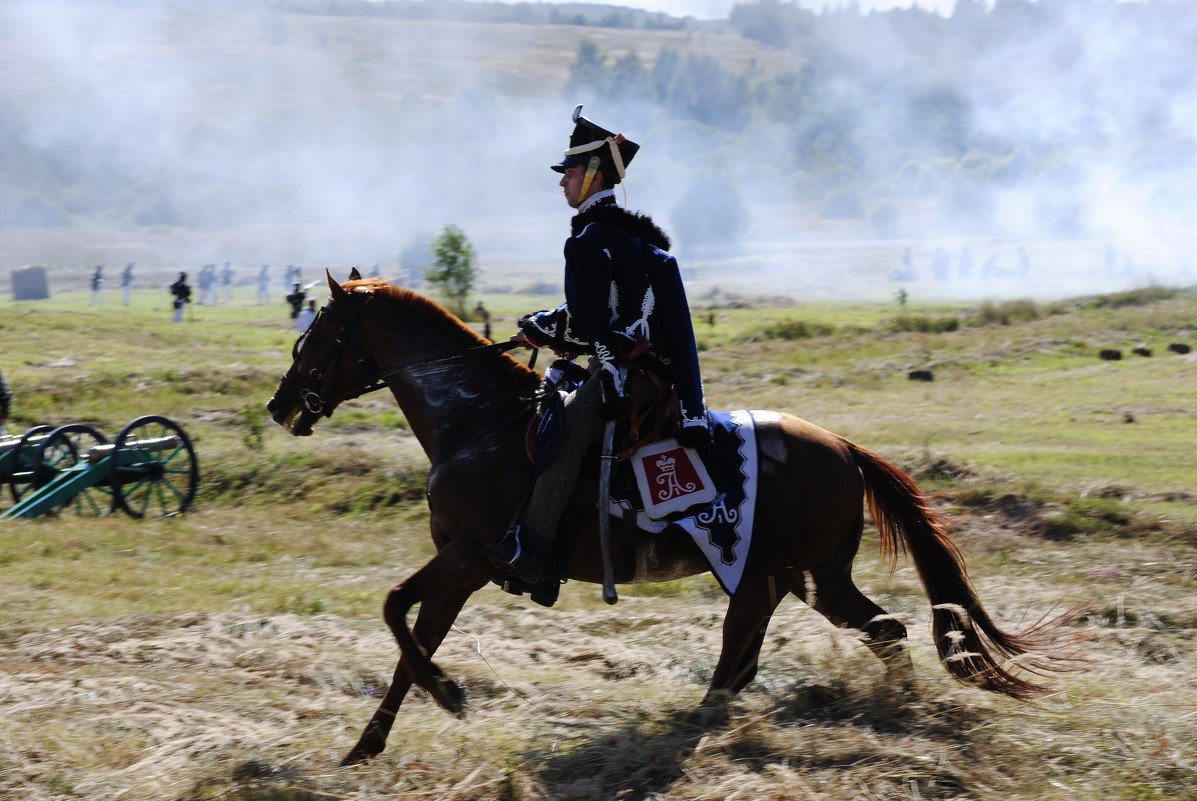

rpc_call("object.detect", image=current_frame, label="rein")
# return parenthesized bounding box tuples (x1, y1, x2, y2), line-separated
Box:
(289, 294, 523, 416)
(343, 338, 523, 402)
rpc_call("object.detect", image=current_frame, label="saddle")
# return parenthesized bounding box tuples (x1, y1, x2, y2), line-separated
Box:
(506, 362, 758, 607)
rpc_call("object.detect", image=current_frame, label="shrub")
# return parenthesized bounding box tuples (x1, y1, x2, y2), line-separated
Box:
(1089, 286, 1178, 309)
(758, 319, 835, 340)
(975, 299, 1041, 325)
(889, 314, 959, 333)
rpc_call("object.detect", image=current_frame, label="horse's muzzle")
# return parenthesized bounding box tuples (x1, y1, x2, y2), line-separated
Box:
(265, 395, 313, 436)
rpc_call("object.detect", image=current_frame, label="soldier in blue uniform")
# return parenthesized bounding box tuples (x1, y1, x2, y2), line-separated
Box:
(489, 105, 710, 583)
(0, 369, 12, 437)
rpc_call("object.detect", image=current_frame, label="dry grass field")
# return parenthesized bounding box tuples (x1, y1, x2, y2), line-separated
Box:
(0, 274, 1194, 800)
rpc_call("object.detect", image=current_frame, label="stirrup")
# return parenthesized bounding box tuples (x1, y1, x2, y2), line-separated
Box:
(485, 526, 548, 583)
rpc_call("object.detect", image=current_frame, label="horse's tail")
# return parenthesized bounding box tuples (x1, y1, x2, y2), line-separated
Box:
(844, 438, 1082, 700)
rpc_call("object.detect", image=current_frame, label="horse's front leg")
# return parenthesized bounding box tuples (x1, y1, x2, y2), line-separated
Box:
(342, 538, 493, 765)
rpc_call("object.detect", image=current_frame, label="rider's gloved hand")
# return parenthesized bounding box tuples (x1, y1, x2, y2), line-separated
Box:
(511, 330, 547, 349)
(676, 419, 712, 450)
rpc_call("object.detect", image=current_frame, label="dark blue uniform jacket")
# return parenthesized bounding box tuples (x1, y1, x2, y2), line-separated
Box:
(523, 199, 708, 433)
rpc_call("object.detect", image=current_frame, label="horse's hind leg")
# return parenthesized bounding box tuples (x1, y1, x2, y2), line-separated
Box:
(342, 579, 487, 766)
(799, 561, 915, 691)
(701, 571, 799, 707)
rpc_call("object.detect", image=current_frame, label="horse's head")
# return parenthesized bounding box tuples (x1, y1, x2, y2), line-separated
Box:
(267, 269, 374, 436)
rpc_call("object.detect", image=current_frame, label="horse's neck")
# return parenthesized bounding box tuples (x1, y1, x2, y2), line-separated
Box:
(375, 337, 527, 463)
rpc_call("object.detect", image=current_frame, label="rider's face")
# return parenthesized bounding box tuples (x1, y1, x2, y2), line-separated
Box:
(559, 165, 603, 209)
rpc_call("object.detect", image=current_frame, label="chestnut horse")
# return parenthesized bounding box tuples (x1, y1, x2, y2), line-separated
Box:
(267, 272, 1074, 766)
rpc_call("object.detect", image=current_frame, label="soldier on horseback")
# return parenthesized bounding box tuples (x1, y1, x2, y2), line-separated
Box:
(487, 105, 710, 584)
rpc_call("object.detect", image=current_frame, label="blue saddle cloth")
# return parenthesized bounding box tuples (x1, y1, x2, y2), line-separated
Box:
(530, 362, 762, 595)
(608, 409, 760, 595)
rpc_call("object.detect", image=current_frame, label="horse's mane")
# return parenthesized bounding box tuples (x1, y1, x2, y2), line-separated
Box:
(342, 279, 539, 384)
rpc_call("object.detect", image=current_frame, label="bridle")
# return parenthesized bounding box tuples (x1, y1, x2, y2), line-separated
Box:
(281, 293, 521, 418)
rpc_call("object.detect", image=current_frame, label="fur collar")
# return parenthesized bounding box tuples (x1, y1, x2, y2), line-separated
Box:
(571, 204, 672, 251)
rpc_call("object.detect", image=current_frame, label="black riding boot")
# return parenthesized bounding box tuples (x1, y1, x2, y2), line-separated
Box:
(485, 525, 551, 584)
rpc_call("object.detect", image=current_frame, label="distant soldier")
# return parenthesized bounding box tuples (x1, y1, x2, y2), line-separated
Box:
(285, 282, 306, 319)
(294, 299, 317, 333)
(121, 263, 134, 305)
(220, 261, 234, 303)
(170, 272, 192, 323)
(0, 369, 12, 437)
(203, 264, 219, 305)
(89, 265, 105, 306)
(473, 301, 492, 341)
(257, 265, 271, 305)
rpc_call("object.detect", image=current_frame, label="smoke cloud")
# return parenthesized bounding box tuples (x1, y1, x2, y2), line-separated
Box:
(1, 1, 1193, 302)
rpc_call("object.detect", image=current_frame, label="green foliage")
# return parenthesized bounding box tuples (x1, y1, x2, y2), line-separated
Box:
(1086, 286, 1179, 309)
(889, 314, 960, 333)
(237, 404, 266, 452)
(424, 224, 478, 317)
(1040, 495, 1160, 542)
(974, 299, 1041, 325)
(755, 318, 835, 341)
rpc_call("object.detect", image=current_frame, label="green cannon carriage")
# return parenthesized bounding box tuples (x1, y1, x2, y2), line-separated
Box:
(0, 416, 199, 519)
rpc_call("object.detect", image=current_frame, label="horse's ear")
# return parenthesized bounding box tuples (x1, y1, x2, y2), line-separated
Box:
(348, 266, 362, 281)
(327, 269, 347, 301)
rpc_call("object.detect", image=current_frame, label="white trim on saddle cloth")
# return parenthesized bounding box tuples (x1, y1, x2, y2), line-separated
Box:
(630, 438, 716, 519)
(610, 409, 773, 595)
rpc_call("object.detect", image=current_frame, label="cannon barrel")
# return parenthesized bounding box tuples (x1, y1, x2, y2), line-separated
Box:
(85, 435, 182, 464)
(0, 430, 51, 454)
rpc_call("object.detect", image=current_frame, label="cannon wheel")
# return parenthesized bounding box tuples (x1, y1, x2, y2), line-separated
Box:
(32, 424, 113, 516)
(8, 424, 54, 504)
(110, 415, 199, 519)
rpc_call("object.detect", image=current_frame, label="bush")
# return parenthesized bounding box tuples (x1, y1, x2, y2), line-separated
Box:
(975, 299, 1041, 325)
(1089, 286, 1178, 309)
(758, 319, 835, 340)
(889, 314, 959, 333)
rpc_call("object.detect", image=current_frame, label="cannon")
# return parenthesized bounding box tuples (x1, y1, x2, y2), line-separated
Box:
(0, 416, 199, 520)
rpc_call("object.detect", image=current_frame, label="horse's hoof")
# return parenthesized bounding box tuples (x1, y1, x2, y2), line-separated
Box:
(340, 750, 372, 767)
(699, 688, 734, 708)
(693, 692, 732, 727)
(435, 676, 468, 716)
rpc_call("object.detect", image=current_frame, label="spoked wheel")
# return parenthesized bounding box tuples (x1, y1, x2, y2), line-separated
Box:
(33, 424, 113, 516)
(109, 415, 199, 519)
(8, 424, 54, 504)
